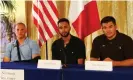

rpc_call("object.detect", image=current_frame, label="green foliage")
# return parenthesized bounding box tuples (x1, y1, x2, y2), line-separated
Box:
(0, 0, 15, 42)
(1, 0, 15, 12)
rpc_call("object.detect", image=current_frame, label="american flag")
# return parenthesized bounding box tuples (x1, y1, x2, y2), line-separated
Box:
(32, 0, 59, 46)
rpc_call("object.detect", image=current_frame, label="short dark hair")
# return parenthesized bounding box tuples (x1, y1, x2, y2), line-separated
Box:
(58, 18, 70, 25)
(101, 16, 116, 25)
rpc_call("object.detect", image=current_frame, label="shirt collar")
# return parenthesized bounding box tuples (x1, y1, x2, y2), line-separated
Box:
(23, 37, 29, 45)
(60, 34, 73, 47)
(13, 37, 29, 46)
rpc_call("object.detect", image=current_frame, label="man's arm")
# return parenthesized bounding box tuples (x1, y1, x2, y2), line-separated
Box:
(104, 58, 133, 66)
(77, 40, 86, 65)
(90, 57, 99, 61)
(51, 42, 58, 60)
(3, 43, 12, 62)
(32, 54, 40, 59)
(113, 59, 133, 66)
(90, 37, 101, 61)
(3, 57, 10, 62)
(30, 41, 41, 61)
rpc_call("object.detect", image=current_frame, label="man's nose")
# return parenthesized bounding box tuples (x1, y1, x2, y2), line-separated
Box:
(106, 28, 110, 31)
(62, 28, 65, 32)
(18, 30, 22, 33)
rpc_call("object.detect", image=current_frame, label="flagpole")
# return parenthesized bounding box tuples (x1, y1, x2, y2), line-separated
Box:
(46, 41, 48, 60)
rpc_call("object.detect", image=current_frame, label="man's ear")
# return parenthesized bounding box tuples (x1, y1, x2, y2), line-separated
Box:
(25, 28, 27, 36)
(25, 28, 27, 33)
(101, 25, 103, 29)
(69, 25, 71, 31)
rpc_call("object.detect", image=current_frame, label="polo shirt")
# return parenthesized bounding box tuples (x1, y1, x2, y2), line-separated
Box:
(52, 35, 86, 64)
(4, 37, 40, 62)
(91, 31, 133, 61)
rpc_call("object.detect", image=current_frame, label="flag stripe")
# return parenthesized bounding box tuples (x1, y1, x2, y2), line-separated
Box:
(38, 35, 44, 47)
(38, 40, 42, 47)
(32, 0, 59, 46)
(33, 6, 50, 40)
(40, 1, 59, 34)
(39, 1, 58, 35)
(34, 3, 53, 38)
(44, 1, 58, 23)
(47, 1, 58, 18)
(33, 17, 47, 41)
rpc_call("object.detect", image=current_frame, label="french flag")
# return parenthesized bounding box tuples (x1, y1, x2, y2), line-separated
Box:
(68, 0, 101, 40)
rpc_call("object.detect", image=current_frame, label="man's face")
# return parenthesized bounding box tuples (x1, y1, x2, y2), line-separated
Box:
(15, 24, 27, 39)
(58, 22, 70, 37)
(102, 21, 117, 40)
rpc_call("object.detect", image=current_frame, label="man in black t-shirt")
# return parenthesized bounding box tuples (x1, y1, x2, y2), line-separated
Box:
(90, 16, 133, 67)
(52, 18, 86, 65)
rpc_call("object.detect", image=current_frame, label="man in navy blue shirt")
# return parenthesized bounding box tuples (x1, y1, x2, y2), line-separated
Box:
(90, 16, 133, 66)
(52, 18, 86, 65)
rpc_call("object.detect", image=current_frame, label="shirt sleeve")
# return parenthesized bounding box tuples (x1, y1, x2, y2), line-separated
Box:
(77, 40, 86, 59)
(4, 43, 12, 58)
(30, 41, 40, 55)
(123, 37, 133, 59)
(52, 41, 58, 60)
(90, 38, 100, 58)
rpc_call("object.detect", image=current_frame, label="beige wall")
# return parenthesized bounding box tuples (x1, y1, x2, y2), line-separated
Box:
(15, 1, 26, 25)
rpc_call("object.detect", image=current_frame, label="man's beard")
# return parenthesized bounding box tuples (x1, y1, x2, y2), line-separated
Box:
(60, 32, 70, 37)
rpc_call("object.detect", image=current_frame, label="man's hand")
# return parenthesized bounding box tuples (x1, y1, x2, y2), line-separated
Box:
(3, 57, 10, 62)
(103, 57, 133, 67)
(104, 57, 113, 61)
(103, 57, 116, 66)
(78, 58, 84, 64)
(32, 54, 40, 59)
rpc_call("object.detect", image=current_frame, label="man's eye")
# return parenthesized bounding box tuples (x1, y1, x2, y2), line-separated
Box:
(109, 26, 113, 28)
(103, 27, 106, 29)
(59, 27, 62, 29)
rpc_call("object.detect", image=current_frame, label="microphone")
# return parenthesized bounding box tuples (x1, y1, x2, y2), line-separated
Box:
(60, 40, 67, 67)
(61, 48, 67, 64)
(61, 48, 68, 68)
